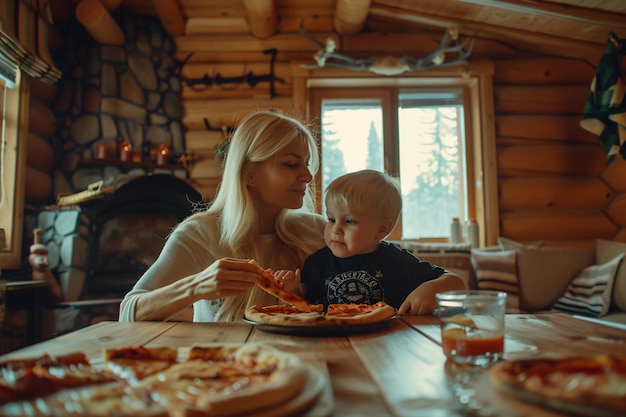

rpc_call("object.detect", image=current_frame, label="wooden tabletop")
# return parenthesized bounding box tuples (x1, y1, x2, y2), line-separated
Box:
(2, 313, 625, 417)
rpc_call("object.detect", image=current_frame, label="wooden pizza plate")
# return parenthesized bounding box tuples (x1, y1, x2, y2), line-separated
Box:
(248, 365, 328, 417)
(242, 314, 398, 336)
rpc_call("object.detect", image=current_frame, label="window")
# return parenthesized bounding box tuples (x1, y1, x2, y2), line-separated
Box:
(307, 69, 497, 245)
(0, 70, 27, 269)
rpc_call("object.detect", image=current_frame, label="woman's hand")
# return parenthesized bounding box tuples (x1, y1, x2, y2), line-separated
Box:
(190, 258, 259, 300)
(273, 269, 301, 293)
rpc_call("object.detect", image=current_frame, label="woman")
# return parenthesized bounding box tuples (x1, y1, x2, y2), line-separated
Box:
(119, 110, 326, 322)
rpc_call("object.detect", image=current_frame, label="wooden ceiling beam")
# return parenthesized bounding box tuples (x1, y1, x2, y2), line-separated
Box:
(334, 0, 372, 35)
(75, 0, 125, 45)
(369, 3, 602, 54)
(454, 0, 626, 28)
(152, 0, 185, 36)
(243, 0, 277, 39)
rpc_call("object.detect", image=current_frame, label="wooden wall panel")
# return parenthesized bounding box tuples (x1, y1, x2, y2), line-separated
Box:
(493, 58, 595, 85)
(499, 176, 612, 211)
(607, 194, 626, 227)
(494, 86, 589, 115)
(497, 144, 606, 176)
(29, 98, 57, 139)
(182, 97, 294, 130)
(26, 133, 55, 172)
(496, 115, 598, 143)
(25, 166, 53, 203)
(500, 211, 617, 241)
(602, 156, 626, 192)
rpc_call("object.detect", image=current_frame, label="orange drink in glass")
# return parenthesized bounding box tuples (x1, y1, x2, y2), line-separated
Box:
(436, 290, 506, 366)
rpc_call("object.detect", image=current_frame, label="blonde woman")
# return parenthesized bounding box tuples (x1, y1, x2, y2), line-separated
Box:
(119, 110, 326, 322)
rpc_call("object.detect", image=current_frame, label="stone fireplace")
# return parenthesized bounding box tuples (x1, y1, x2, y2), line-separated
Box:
(37, 174, 201, 336)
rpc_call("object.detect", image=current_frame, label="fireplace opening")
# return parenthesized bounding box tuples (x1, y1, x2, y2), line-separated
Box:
(81, 174, 203, 300)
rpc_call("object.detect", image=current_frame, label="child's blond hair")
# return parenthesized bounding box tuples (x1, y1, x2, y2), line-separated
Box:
(325, 169, 402, 227)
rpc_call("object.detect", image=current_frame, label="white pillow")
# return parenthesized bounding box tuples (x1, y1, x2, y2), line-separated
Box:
(497, 237, 595, 311)
(553, 253, 624, 317)
(471, 249, 520, 313)
(596, 239, 626, 311)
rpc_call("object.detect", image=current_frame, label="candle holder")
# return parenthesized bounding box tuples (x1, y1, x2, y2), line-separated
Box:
(131, 150, 142, 163)
(119, 141, 132, 162)
(96, 144, 109, 160)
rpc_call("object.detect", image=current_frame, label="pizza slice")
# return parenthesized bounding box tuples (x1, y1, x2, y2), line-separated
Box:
(103, 346, 179, 381)
(245, 304, 325, 326)
(249, 259, 313, 312)
(0, 352, 119, 405)
(490, 354, 626, 415)
(325, 301, 396, 324)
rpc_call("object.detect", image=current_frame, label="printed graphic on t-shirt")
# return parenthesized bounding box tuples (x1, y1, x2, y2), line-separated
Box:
(325, 270, 383, 304)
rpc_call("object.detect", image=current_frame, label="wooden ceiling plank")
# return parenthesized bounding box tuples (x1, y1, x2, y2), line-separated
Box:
(152, 0, 185, 36)
(76, 0, 125, 45)
(454, 0, 626, 28)
(243, 0, 277, 38)
(369, 3, 603, 54)
(334, 0, 373, 35)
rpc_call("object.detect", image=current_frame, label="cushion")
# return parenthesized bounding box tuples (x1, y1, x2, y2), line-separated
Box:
(498, 237, 595, 311)
(471, 249, 520, 313)
(552, 253, 624, 317)
(596, 239, 626, 311)
(387, 241, 473, 289)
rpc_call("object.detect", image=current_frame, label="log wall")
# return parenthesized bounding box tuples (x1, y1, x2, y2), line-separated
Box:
(26, 78, 57, 204)
(492, 58, 623, 247)
(23, 11, 625, 249)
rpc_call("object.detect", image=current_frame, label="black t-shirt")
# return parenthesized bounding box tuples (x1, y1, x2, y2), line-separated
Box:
(301, 241, 445, 309)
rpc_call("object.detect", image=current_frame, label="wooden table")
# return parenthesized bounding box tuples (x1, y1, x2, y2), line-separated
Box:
(1, 313, 625, 417)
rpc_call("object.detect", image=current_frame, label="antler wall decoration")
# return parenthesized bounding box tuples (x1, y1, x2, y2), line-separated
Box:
(300, 23, 475, 75)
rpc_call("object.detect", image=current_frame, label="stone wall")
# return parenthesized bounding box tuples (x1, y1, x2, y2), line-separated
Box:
(51, 13, 186, 196)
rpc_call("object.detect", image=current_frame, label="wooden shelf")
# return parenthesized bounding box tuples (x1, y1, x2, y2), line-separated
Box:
(77, 158, 184, 171)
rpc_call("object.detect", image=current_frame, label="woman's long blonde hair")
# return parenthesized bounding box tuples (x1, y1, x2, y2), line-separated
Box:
(196, 110, 320, 320)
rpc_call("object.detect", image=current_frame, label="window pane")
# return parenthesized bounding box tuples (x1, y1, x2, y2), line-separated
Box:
(399, 99, 465, 239)
(317, 89, 468, 241)
(320, 99, 384, 196)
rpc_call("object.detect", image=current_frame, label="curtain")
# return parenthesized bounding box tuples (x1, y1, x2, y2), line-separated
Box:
(580, 36, 626, 163)
(0, 0, 61, 85)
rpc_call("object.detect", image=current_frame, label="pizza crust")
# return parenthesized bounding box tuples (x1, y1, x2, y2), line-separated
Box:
(245, 308, 326, 326)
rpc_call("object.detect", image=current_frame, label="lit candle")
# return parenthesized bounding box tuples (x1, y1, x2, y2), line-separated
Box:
(156, 145, 170, 165)
(119, 141, 132, 162)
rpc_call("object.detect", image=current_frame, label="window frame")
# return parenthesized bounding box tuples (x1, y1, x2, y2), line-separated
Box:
(0, 72, 28, 269)
(293, 61, 498, 246)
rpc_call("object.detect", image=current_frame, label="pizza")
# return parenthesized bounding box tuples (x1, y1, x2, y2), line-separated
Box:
(0, 343, 319, 417)
(245, 301, 396, 326)
(489, 354, 626, 415)
(249, 259, 313, 311)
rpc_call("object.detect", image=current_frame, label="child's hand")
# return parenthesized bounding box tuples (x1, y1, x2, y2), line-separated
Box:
(398, 273, 465, 315)
(273, 269, 301, 293)
(398, 281, 438, 315)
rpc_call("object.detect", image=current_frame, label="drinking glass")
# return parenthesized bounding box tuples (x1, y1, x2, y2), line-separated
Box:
(436, 290, 506, 366)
